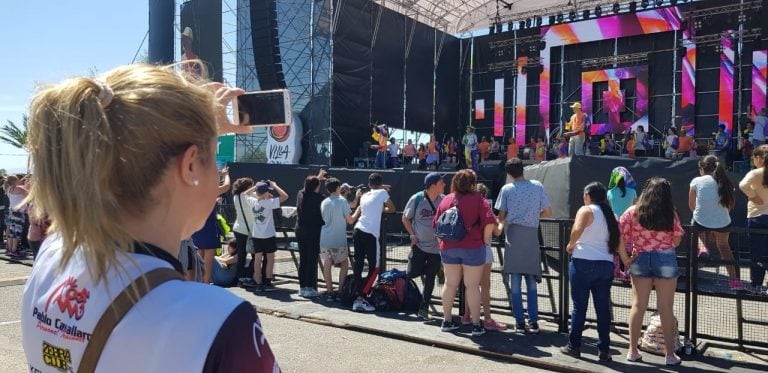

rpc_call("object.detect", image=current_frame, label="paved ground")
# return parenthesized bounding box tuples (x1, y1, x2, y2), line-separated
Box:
(3, 253, 767, 372)
(0, 259, 540, 373)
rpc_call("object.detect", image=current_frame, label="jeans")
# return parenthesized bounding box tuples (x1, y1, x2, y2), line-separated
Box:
(748, 215, 768, 287)
(505, 273, 538, 324)
(569, 135, 585, 156)
(568, 259, 614, 352)
(375, 151, 387, 168)
(212, 262, 237, 286)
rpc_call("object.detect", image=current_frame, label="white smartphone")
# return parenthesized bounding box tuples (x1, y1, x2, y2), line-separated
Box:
(232, 89, 292, 127)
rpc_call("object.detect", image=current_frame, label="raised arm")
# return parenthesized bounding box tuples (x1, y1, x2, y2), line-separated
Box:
(270, 181, 289, 203)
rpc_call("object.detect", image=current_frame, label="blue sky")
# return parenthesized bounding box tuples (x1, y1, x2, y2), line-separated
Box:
(0, 1, 149, 172)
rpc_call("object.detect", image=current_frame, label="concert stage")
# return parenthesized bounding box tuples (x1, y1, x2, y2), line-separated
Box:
(229, 155, 755, 226)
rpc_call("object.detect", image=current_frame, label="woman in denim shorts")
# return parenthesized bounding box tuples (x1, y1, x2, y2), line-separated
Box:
(433, 170, 498, 336)
(619, 177, 684, 366)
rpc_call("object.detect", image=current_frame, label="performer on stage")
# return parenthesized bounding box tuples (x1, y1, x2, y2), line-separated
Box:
(427, 134, 439, 169)
(564, 102, 590, 157)
(463, 126, 480, 170)
(371, 123, 389, 169)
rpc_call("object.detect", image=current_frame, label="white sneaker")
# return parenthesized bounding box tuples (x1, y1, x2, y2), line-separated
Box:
(298, 288, 308, 297)
(305, 288, 320, 298)
(352, 298, 375, 312)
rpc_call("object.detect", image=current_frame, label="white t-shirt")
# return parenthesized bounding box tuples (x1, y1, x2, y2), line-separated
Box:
(690, 175, 731, 229)
(245, 197, 281, 238)
(353, 189, 390, 238)
(231, 194, 256, 235)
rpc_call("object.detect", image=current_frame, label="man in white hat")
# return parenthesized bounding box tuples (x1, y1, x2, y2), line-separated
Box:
(564, 102, 590, 156)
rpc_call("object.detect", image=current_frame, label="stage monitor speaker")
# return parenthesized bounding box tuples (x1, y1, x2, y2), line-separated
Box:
(439, 163, 458, 171)
(250, 0, 285, 89)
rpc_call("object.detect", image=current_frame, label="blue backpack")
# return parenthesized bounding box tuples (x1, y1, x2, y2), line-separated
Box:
(435, 197, 467, 242)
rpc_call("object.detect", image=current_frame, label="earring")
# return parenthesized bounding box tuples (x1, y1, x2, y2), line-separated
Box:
(192, 179, 199, 186)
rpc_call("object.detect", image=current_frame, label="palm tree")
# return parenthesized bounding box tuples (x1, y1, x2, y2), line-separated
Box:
(1, 115, 28, 150)
(1, 115, 29, 171)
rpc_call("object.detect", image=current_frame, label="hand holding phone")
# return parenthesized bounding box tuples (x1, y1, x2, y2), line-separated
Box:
(204, 82, 251, 135)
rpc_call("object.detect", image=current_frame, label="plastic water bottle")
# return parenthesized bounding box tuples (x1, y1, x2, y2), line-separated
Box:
(684, 338, 693, 356)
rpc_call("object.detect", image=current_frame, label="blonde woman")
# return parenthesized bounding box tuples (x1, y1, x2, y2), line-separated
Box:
(20, 64, 278, 371)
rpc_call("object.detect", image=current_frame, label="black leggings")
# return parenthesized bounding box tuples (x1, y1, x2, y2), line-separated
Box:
(298, 232, 321, 289)
(353, 229, 379, 296)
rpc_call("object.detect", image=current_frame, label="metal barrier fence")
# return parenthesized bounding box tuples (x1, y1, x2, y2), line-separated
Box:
(219, 204, 767, 350)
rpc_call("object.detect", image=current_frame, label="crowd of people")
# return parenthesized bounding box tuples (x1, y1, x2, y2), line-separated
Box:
(11, 62, 768, 371)
(371, 102, 766, 173)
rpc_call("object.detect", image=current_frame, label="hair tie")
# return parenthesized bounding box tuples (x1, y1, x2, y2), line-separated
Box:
(95, 80, 114, 109)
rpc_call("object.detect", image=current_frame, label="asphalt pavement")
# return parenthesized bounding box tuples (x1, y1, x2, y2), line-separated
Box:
(0, 259, 538, 372)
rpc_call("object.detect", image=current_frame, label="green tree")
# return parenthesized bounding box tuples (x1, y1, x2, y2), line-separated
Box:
(1, 115, 29, 172)
(1, 115, 28, 150)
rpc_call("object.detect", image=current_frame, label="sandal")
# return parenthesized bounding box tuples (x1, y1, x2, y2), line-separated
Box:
(626, 351, 642, 362)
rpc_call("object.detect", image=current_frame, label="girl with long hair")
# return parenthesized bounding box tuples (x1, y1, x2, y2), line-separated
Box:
(620, 178, 684, 366)
(689, 155, 741, 289)
(562, 182, 623, 362)
(21, 64, 278, 370)
(232, 177, 256, 284)
(296, 172, 327, 298)
(739, 145, 768, 292)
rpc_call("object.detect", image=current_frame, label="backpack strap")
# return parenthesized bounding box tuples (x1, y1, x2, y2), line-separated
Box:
(78, 267, 183, 373)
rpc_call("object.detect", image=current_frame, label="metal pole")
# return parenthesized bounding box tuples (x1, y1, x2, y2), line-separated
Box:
(559, 220, 570, 333)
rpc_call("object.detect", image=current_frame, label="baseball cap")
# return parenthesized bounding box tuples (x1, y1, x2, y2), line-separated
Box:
(256, 182, 270, 194)
(570, 102, 582, 110)
(424, 172, 443, 188)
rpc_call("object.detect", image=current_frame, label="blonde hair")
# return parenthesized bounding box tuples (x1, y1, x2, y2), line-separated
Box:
(26, 64, 217, 283)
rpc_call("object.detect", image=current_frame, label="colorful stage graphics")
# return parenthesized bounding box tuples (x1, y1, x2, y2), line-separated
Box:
(681, 28, 696, 136)
(754, 50, 767, 113)
(719, 35, 735, 133)
(515, 57, 528, 144)
(539, 7, 685, 133)
(494, 78, 504, 137)
(475, 99, 485, 120)
(582, 66, 648, 135)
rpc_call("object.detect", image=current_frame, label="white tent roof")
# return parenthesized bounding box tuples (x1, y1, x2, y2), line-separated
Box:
(373, 0, 632, 34)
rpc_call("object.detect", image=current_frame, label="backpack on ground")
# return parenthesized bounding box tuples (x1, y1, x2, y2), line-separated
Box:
(368, 269, 422, 313)
(435, 198, 467, 242)
(639, 312, 683, 355)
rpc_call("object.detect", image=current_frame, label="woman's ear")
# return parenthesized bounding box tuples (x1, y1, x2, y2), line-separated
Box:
(178, 145, 201, 187)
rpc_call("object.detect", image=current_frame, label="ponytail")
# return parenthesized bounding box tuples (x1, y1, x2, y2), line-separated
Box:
(584, 182, 621, 255)
(700, 155, 735, 209)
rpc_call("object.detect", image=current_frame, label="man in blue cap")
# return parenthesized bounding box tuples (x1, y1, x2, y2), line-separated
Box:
(402, 172, 446, 319)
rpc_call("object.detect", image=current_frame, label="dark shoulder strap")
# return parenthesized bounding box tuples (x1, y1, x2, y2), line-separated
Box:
(237, 195, 251, 232)
(78, 268, 183, 373)
(423, 192, 436, 213)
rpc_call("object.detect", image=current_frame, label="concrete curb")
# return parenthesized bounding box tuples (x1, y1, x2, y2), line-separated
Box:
(253, 304, 592, 373)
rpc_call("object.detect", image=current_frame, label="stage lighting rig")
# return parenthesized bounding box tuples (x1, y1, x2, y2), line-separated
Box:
(556, 13, 564, 23)
(569, 10, 577, 21)
(613, 2, 620, 13)
(595, 6, 602, 17)
(583, 10, 590, 19)
(535, 16, 543, 27)
(655, 0, 663, 7)
(641, 0, 649, 9)
(629, 2, 637, 13)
